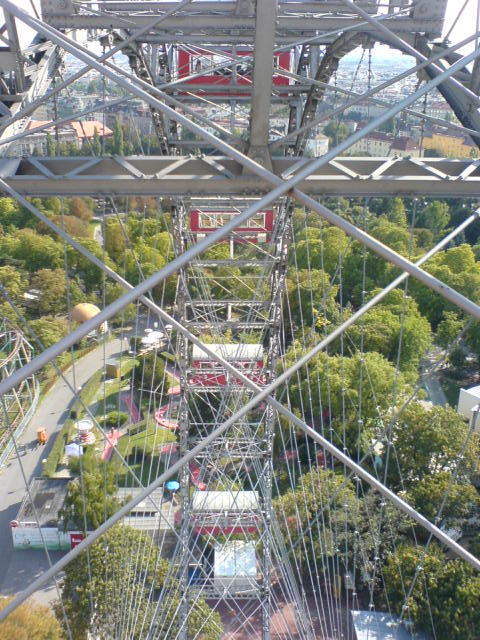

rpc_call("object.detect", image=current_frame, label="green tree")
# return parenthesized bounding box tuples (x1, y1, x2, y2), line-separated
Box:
(388, 402, 480, 490)
(46, 132, 56, 157)
(30, 268, 83, 315)
(383, 544, 480, 640)
(387, 197, 406, 226)
(0, 301, 19, 324)
(287, 350, 409, 454)
(379, 116, 396, 134)
(421, 200, 450, 238)
(29, 316, 70, 348)
(294, 225, 350, 276)
(105, 282, 137, 324)
(60, 452, 119, 532)
(113, 118, 124, 155)
(410, 244, 480, 325)
(0, 596, 63, 639)
(41, 197, 62, 216)
(134, 351, 169, 395)
(55, 524, 223, 640)
(287, 268, 339, 328)
(0, 197, 23, 228)
(323, 120, 350, 147)
(0, 228, 64, 271)
(30, 268, 66, 314)
(92, 127, 101, 155)
(104, 218, 126, 263)
(0, 265, 28, 303)
(67, 238, 116, 291)
(449, 345, 466, 368)
(348, 289, 432, 379)
(436, 311, 463, 348)
(407, 471, 479, 524)
(125, 244, 166, 286)
(274, 466, 357, 566)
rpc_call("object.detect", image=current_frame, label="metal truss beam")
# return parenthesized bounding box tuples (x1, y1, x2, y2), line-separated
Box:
(416, 37, 480, 149)
(341, 0, 479, 109)
(0, 36, 63, 155)
(3, 155, 480, 197)
(39, 1, 445, 40)
(277, 32, 480, 152)
(247, 0, 277, 165)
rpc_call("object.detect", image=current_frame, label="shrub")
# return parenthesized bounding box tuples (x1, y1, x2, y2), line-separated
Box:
(449, 346, 466, 369)
(43, 419, 74, 477)
(104, 410, 129, 428)
(160, 350, 176, 364)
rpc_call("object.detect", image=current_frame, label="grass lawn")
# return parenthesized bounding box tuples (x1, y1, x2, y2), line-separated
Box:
(96, 379, 128, 416)
(117, 425, 176, 457)
(114, 425, 177, 486)
(89, 222, 99, 239)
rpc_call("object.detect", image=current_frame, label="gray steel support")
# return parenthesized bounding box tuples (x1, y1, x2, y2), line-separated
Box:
(416, 37, 480, 149)
(0, 0, 476, 632)
(339, 0, 480, 149)
(0, 0, 193, 140)
(272, 32, 480, 151)
(172, 205, 190, 640)
(340, 0, 480, 109)
(261, 202, 292, 640)
(37, 5, 445, 40)
(3, 156, 480, 198)
(1, 0, 465, 190)
(247, 0, 277, 167)
(3, 11, 25, 92)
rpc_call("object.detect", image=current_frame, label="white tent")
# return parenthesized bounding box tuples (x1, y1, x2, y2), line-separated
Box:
(65, 442, 83, 457)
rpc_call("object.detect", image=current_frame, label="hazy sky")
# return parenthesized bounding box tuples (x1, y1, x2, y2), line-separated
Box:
(6, 1, 480, 54)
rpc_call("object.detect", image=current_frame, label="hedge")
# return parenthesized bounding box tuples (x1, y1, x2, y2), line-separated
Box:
(42, 419, 75, 477)
(104, 410, 129, 428)
(159, 351, 176, 365)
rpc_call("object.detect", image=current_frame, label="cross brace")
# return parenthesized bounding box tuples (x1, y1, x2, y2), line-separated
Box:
(3, 156, 480, 197)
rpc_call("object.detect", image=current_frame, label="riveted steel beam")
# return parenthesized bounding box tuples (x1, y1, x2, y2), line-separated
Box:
(2, 156, 480, 198)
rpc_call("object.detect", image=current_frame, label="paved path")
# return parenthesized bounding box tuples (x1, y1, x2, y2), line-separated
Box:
(420, 346, 448, 407)
(0, 337, 122, 606)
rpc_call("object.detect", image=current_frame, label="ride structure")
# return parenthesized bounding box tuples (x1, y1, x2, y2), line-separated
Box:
(0, 318, 38, 468)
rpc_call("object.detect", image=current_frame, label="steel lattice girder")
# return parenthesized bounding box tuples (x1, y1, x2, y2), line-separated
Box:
(38, 0, 446, 41)
(2, 155, 480, 197)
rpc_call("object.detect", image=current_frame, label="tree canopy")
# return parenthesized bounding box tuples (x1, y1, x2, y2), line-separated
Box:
(383, 544, 480, 640)
(0, 597, 63, 640)
(55, 524, 223, 640)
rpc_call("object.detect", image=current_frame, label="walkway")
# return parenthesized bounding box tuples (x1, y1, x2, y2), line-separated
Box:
(420, 346, 448, 407)
(0, 337, 122, 605)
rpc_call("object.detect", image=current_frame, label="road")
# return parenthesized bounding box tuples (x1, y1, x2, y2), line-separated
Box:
(0, 337, 122, 606)
(420, 346, 448, 407)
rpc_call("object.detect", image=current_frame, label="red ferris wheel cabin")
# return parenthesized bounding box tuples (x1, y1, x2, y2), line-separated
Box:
(177, 48, 291, 95)
(190, 209, 274, 244)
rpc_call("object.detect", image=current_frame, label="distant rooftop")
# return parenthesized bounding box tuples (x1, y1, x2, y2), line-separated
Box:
(16, 477, 70, 527)
(26, 119, 113, 139)
(391, 137, 418, 152)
